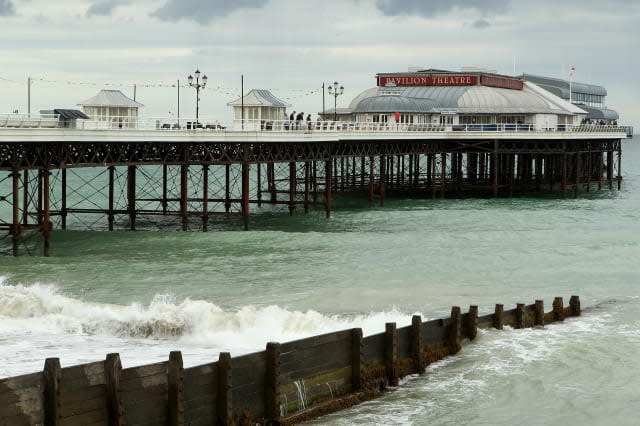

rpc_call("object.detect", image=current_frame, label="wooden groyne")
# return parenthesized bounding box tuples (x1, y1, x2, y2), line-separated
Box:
(0, 296, 581, 425)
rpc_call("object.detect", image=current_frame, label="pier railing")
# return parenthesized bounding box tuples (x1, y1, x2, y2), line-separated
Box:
(0, 296, 581, 425)
(0, 113, 631, 136)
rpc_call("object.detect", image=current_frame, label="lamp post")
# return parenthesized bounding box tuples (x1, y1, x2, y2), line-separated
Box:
(187, 69, 207, 128)
(327, 81, 344, 122)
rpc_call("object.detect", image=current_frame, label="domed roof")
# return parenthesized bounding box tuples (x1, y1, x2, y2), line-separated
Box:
(353, 95, 438, 113)
(350, 83, 577, 115)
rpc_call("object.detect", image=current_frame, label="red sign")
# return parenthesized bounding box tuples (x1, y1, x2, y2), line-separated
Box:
(378, 74, 478, 87)
(480, 75, 524, 90)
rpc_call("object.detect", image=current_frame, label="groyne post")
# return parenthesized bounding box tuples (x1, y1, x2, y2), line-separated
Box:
(168, 351, 185, 426)
(411, 315, 424, 373)
(43, 357, 61, 426)
(449, 307, 461, 355)
(265, 342, 281, 420)
(218, 352, 233, 426)
(570, 295, 581, 316)
(535, 300, 545, 326)
(105, 353, 124, 426)
(467, 305, 478, 340)
(493, 303, 504, 330)
(553, 297, 565, 322)
(516, 303, 525, 329)
(351, 328, 364, 390)
(384, 322, 398, 386)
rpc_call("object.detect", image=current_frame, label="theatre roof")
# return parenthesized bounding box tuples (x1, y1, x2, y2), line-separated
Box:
(350, 82, 586, 115)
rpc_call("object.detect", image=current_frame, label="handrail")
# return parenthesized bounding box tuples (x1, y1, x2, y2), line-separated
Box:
(0, 113, 631, 135)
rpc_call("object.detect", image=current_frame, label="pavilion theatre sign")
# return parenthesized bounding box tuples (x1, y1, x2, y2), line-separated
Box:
(377, 74, 478, 87)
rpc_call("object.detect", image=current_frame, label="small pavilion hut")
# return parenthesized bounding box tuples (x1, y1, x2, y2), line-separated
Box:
(78, 89, 144, 128)
(227, 89, 289, 130)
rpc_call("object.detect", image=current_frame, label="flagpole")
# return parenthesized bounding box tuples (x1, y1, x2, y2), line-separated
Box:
(569, 66, 574, 104)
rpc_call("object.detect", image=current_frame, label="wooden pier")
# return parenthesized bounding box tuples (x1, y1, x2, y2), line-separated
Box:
(0, 125, 627, 255)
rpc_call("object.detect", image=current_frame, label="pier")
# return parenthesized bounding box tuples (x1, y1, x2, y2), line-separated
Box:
(0, 119, 628, 256)
(0, 295, 581, 425)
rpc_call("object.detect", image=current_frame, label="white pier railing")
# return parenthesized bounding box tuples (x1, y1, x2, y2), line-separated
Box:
(0, 113, 632, 136)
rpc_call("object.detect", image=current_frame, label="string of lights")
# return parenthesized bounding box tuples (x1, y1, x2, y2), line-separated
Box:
(1, 74, 324, 101)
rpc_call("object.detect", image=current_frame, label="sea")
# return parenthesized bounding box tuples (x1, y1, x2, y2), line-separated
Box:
(1, 137, 639, 425)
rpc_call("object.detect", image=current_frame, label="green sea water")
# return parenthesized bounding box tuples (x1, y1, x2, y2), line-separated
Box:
(1, 137, 639, 425)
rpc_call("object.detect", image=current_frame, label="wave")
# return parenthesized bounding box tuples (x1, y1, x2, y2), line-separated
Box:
(0, 277, 415, 346)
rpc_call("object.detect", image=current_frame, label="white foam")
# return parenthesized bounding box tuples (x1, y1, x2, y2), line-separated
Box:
(0, 280, 418, 376)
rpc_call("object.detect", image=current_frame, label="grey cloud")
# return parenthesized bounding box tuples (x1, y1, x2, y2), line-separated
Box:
(472, 19, 490, 29)
(0, 0, 16, 16)
(86, 1, 126, 17)
(374, 0, 510, 17)
(151, 0, 269, 25)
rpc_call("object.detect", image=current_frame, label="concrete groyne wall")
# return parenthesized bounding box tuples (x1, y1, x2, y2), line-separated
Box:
(0, 296, 580, 425)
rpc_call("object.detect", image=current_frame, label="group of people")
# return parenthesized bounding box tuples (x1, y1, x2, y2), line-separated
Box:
(582, 118, 618, 126)
(285, 110, 313, 130)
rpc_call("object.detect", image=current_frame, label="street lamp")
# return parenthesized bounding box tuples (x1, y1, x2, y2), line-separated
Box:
(327, 81, 344, 122)
(187, 69, 208, 128)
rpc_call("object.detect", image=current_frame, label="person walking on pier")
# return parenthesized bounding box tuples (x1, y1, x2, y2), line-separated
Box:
(296, 111, 304, 130)
(289, 111, 296, 130)
(306, 113, 312, 131)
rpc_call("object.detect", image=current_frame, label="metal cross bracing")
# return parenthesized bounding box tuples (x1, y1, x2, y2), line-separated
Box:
(0, 136, 624, 256)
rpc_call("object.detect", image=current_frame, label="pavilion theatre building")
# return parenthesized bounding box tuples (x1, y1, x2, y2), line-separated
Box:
(327, 69, 591, 130)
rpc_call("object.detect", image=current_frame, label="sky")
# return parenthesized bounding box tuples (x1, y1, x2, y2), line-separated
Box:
(1, 0, 639, 127)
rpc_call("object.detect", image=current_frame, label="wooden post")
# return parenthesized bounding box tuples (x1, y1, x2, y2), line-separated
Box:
(468, 305, 478, 340)
(570, 295, 581, 317)
(534, 300, 545, 326)
(218, 352, 232, 426)
(493, 304, 503, 330)
(105, 353, 124, 426)
(384, 323, 398, 386)
(168, 351, 184, 426)
(43, 358, 61, 426)
(449, 307, 461, 355)
(411, 315, 424, 373)
(515, 303, 525, 329)
(351, 328, 363, 391)
(553, 297, 565, 322)
(265, 342, 281, 421)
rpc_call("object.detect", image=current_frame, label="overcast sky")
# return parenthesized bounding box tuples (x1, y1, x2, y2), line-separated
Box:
(1, 0, 638, 126)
